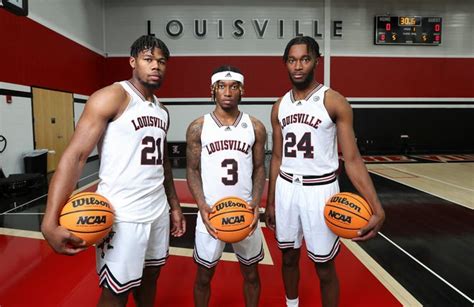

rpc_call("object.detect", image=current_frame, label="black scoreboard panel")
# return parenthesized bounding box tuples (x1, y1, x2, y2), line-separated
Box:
(375, 16, 442, 45)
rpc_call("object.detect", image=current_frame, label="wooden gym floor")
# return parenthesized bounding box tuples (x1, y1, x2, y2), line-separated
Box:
(0, 154, 473, 306)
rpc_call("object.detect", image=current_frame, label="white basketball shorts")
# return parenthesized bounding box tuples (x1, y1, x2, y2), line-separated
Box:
(96, 210, 170, 294)
(193, 226, 264, 268)
(275, 172, 341, 263)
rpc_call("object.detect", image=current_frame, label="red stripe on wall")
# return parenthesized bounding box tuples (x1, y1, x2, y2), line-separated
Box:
(331, 57, 474, 98)
(0, 10, 105, 95)
(105, 56, 325, 98)
(107, 56, 473, 99)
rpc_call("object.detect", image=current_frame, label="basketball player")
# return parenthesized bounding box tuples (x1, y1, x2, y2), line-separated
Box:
(41, 35, 186, 306)
(265, 36, 385, 307)
(186, 65, 267, 307)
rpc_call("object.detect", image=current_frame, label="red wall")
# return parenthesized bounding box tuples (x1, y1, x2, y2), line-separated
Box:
(1, 10, 473, 99)
(106, 55, 474, 98)
(331, 57, 474, 97)
(105, 56, 324, 98)
(0, 10, 105, 95)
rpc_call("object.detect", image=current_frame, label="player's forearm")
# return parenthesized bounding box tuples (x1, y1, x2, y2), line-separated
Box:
(186, 168, 207, 209)
(251, 165, 266, 207)
(163, 157, 181, 210)
(42, 154, 85, 229)
(344, 158, 383, 214)
(266, 155, 281, 208)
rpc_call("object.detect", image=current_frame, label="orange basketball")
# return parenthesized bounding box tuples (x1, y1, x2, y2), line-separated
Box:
(59, 192, 114, 246)
(324, 192, 373, 239)
(208, 196, 254, 243)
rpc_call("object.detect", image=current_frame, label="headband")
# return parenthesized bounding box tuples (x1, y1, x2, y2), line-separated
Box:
(211, 71, 244, 86)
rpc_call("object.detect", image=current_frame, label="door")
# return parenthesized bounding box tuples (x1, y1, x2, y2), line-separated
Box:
(32, 88, 74, 173)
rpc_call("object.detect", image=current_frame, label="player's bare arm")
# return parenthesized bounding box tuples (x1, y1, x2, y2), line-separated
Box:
(41, 84, 128, 255)
(249, 116, 267, 234)
(264, 98, 283, 231)
(161, 105, 186, 237)
(186, 117, 217, 237)
(326, 90, 385, 241)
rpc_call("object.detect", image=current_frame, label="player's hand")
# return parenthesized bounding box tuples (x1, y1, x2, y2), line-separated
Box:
(248, 202, 260, 236)
(170, 208, 186, 237)
(199, 205, 218, 239)
(41, 224, 87, 255)
(352, 209, 385, 241)
(264, 203, 276, 231)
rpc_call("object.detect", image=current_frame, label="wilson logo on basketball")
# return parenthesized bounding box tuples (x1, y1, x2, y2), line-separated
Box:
(72, 197, 110, 208)
(76, 215, 108, 225)
(330, 196, 361, 213)
(222, 215, 245, 225)
(328, 210, 352, 223)
(215, 200, 247, 212)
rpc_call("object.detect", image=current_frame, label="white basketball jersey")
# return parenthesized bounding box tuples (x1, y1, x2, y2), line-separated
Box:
(278, 84, 338, 175)
(197, 112, 255, 232)
(96, 81, 169, 223)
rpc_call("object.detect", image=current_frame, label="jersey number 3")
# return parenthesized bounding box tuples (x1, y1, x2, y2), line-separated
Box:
(141, 136, 163, 165)
(284, 132, 314, 158)
(221, 158, 238, 185)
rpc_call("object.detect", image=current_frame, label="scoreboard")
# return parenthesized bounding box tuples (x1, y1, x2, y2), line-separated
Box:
(375, 16, 442, 45)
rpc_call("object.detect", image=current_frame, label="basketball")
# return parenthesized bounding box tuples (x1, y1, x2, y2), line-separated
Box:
(59, 192, 114, 246)
(208, 196, 254, 243)
(324, 192, 373, 239)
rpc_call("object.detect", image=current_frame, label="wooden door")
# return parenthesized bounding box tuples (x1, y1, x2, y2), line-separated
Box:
(32, 88, 74, 173)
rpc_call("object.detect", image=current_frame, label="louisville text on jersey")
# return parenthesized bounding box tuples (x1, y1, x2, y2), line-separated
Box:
(131, 115, 167, 131)
(205, 139, 251, 155)
(280, 113, 322, 129)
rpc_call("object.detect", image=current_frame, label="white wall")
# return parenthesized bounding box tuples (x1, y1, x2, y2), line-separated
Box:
(29, 0, 106, 54)
(22, 0, 474, 57)
(0, 85, 97, 176)
(104, 0, 474, 57)
(105, 0, 323, 56)
(331, 0, 474, 56)
(0, 83, 34, 176)
(73, 98, 98, 157)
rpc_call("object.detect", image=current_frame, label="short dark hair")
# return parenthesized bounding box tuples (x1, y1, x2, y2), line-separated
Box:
(212, 65, 242, 75)
(283, 36, 321, 62)
(130, 35, 170, 59)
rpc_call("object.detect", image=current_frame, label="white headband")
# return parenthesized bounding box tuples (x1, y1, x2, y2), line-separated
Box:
(211, 71, 244, 86)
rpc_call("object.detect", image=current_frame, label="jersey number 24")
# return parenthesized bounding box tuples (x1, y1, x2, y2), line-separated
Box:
(284, 132, 314, 158)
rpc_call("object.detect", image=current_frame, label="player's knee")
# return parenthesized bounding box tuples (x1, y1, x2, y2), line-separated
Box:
(195, 267, 214, 288)
(143, 266, 161, 281)
(242, 268, 260, 286)
(282, 250, 299, 267)
(99, 287, 129, 305)
(315, 261, 337, 284)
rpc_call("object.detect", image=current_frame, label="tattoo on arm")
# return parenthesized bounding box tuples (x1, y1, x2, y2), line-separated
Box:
(186, 119, 207, 208)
